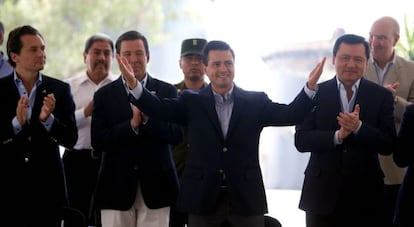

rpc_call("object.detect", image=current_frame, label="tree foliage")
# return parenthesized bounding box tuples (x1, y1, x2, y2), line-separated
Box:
(0, 0, 181, 78)
(396, 14, 414, 60)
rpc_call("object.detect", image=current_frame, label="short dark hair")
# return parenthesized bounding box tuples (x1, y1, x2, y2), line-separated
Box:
(7, 25, 44, 68)
(84, 33, 114, 54)
(333, 34, 370, 60)
(115, 30, 149, 56)
(202, 40, 235, 65)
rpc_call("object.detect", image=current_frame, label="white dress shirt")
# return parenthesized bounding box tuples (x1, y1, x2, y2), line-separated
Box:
(66, 73, 116, 150)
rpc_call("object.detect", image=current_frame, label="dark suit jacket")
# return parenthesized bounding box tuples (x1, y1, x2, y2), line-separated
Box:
(294, 77, 396, 215)
(0, 73, 78, 224)
(172, 80, 208, 177)
(393, 104, 414, 226)
(91, 75, 183, 210)
(134, 83, 315, 215)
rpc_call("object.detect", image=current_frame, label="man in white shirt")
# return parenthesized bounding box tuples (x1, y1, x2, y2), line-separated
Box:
(63, 33, 115, 227)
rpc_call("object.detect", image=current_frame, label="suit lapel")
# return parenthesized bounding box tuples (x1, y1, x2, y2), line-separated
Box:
(321, 78, 343, 119)
(199, 87, 225, 139)
(354, 78, 373, 120)
(144, 75, 152, 89)
(143, 75, 158, 96)
(226, 86, 245, 140)
(32, 77, 49, 121)
(113, 77, 134, 118)
(367, 56, 403, 85)
(6, 76, 21, 103)
(365, 61, 380, 84)
(383, 57, 402, 85)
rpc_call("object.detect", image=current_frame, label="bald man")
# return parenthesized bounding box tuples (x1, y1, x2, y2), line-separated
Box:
(365, 16, 414, 227)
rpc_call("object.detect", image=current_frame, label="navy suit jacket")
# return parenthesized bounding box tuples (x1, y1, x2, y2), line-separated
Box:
(134, 83, 315, 215)
(91, 75, 183, 210)
(0, 73, 77, 223)
(393, 104, 414, 225)
(295, 77, 396, 214)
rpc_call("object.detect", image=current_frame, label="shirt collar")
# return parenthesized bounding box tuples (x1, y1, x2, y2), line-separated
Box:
(335, 76, 361, 91)
(371, 50, 397, 65)
(122, 72, 148, 88)
(81, 72, 114, 86)
(212, 86, 234, 103)
(14, 71, 43, 85)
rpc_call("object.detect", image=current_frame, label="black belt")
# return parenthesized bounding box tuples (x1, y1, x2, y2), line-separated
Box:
(66, 148, 93, 153)
(65, 148, 100, 159)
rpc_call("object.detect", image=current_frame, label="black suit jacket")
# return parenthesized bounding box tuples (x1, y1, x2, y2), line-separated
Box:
(393, 104, 414, 226)
(134, 83, 315, 215)
(0, 73, 78, 224)
(294, 77, 396, 215)
(91, 75, 183, 210)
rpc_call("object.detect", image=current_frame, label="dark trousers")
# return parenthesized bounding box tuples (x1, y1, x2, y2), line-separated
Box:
(383, 184, 400, 227)
(170, 203, 188, 227)
(63, 149, 101, 226)
(306, 211, 382, 227)
(187, 188, 264, 227)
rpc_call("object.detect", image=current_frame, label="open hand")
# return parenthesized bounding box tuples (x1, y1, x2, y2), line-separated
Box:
(116, 54, 137, 89)
(307, 57, 326, 91)
(39, 93, 56, 121)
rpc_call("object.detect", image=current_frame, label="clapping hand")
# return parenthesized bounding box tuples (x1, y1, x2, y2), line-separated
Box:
(337, 104, 361, 139)
(16, 96, 29, 125)
(39, 93, 56, 122)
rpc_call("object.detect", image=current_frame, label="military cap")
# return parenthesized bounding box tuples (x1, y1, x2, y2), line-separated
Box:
(180, 38, 207, 57)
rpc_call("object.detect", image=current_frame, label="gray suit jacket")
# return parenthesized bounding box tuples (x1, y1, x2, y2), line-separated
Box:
(365, 55, 414, 184)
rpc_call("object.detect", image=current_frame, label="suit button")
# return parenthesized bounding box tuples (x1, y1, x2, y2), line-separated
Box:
(343, 149, 347, 153)
(222, 147, 228, 152)
(219, 169, 226, 179)
(28, 136, 32, 142)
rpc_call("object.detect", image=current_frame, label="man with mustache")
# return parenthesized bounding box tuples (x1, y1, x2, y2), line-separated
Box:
(63, 33, 116, 227)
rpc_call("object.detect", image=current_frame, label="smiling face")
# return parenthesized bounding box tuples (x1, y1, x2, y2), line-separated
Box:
(205, 50, 234, 95)
(333, 42, 368, 87)
(369, 17, 399, 66)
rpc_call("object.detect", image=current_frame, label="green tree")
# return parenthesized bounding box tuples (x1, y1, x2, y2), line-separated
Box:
(0, 0, 183, 78)
(396, 14, 414, 60)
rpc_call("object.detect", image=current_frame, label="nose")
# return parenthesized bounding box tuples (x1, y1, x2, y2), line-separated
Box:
(97, 52, 106, 60)
(38, 49, 46, 57)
